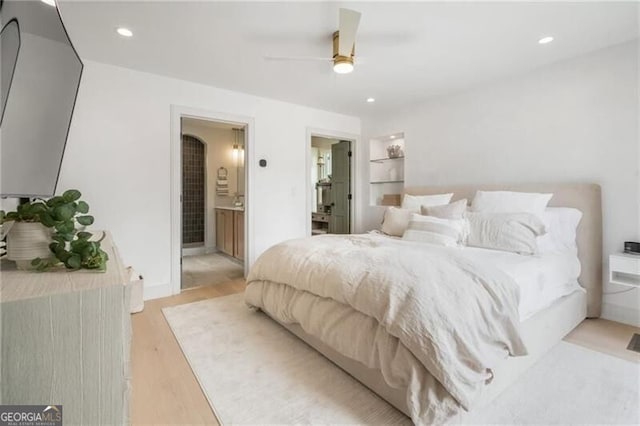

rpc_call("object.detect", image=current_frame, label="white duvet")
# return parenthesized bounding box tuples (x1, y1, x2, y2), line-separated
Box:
(245, 233, 528, 424)
(465, 247, 583, 321)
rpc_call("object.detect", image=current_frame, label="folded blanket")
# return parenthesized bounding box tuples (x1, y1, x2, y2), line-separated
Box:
(245, 234, 526, 424)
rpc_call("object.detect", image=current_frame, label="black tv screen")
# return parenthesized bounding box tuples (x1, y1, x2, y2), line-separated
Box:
(0, 0, 82, 197)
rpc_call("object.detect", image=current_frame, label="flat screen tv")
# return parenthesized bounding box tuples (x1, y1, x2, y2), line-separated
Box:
(0, 0, 83, 198)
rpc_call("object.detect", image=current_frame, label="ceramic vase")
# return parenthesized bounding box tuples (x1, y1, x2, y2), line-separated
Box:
(6, 222, 53, 270)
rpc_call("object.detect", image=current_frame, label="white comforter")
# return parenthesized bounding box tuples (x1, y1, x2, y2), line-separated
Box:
(245, 233, 527, 424)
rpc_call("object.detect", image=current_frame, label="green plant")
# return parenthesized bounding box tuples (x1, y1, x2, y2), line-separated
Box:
(1, 200, 48, 223)
(1, 189, 109, 271)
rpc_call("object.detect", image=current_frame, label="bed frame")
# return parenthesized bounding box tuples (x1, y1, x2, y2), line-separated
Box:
(275, 183, 603, 418)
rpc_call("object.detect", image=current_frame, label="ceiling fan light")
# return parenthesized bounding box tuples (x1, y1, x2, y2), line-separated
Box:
(333, 57, 354, 74)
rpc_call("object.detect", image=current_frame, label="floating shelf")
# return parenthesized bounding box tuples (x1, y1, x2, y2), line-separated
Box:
(370, 180, 404, 185)
(370, 157, 405, 163)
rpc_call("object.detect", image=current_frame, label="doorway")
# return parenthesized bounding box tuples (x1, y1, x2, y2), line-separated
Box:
(180, 117, 246, 290)
(310, 136, 352, 235)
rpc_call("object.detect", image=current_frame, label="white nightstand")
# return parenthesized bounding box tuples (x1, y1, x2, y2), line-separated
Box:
(609, 253, 640, 288)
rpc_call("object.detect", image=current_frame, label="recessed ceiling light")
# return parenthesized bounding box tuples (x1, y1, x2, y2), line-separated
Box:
(116, 27, 133, 38)
(538, 36, 554, 45)
(41, 0, 56, 6)
(390, 135, 396, 139)
(366, 97, 375, 103)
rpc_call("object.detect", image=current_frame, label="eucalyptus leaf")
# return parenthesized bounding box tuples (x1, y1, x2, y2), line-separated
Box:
(67, 255, 82, 269)
(63, 189, 81, 202)
(46, 196, 64, 208)
(40, 212, 56, 228)
(76, 215, 94, 226)
(55, 204, 75, 221)
(76, 201, 89, 214)
(76, 231, 92, 240)
(55, 221, 75, 234)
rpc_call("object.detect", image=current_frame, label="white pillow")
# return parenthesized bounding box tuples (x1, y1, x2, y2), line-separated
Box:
(401, 193, 453, 212)
(380, 207, 413, 237)
(537, 207, 582, 253)
(402, 213, 466, 247)
(471, 190, 553, 219)
(466, 212, 547, 255)
(421, 198, 468, 220)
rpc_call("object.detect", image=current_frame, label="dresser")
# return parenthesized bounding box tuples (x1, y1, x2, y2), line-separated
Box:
(0, 233, 131, 425)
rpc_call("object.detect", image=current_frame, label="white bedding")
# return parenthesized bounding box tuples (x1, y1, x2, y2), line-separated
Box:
(370, 230, 583, 321)
(246, 233, 527, 424)
(461, 247, 583, 321)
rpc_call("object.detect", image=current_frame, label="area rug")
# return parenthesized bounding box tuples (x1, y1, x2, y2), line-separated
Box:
(163, 294, 639, 425)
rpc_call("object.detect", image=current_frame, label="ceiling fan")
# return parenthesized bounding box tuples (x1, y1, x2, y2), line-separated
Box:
(264, 8, 362, 74)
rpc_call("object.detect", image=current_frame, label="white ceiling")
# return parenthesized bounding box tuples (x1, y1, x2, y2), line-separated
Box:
(57, 1, 639, 117)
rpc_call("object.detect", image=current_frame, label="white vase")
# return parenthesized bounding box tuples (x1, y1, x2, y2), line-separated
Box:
(6, 222, 53, 270)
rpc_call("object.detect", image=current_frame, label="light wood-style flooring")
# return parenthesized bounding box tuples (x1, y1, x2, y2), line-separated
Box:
(131, 280, 639, 425)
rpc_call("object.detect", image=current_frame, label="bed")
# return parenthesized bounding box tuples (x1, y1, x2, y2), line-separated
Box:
(245, 183, 602, 424)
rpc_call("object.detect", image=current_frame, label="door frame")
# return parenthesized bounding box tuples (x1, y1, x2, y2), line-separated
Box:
(305, 127, 359, 236)
(170, 105, 254, 295)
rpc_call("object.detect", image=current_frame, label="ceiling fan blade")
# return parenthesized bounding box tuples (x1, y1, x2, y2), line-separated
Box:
(338, 8, 361, 57)
(264, 55, 332, 62)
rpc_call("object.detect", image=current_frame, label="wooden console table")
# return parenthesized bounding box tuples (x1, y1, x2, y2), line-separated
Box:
(0, 233, 131, 425)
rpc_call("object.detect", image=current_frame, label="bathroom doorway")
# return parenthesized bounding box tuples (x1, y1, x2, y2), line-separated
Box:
(180, 117, 246, 290)
(309, 136, 353, 235)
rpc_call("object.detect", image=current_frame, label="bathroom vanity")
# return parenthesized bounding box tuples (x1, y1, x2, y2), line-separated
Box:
(215, 207, 244, 260)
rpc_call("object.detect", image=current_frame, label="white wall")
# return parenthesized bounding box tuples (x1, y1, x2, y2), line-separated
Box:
(57, 60, 360, 298)
(362, 41, 640, 325)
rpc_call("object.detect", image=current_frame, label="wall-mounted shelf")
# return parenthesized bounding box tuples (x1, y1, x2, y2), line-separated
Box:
(370, 180, 405, 185)
(370, 157, 405, 164)
(369, 133, 405, 206)
(609, 253, 640, 288)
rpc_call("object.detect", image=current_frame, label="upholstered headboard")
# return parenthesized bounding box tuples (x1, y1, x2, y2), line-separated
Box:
(403, 183, 603, 318)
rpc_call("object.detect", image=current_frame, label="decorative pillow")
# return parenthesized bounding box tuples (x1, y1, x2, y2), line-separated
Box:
(401, 193, 453, 212)
(421, 199, 468, 220)
(380, 207, 414, 237)
(466, 212, 547, 255)
(471, 191, 553, 220)
(402, 214, 466, 247)
(537, 208, 582, 253)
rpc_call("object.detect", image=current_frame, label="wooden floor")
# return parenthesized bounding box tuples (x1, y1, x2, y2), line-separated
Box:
(131, 280, 639, 425)
(131, 279, 244, 425)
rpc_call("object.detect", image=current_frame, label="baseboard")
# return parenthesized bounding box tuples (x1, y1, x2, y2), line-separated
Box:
(143, 282, 173, 301)
(601, 303, 640, 327)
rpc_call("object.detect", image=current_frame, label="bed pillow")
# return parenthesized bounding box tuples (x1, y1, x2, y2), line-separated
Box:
(421, 198, 468, 220)
(401, 193, 453, 212)
(537, 207, 582, 253)
(380, 207, 414, 237)
(466, 212, 547, 255)
(471, 191, 553, 220)
(402, 214, 466, 247)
